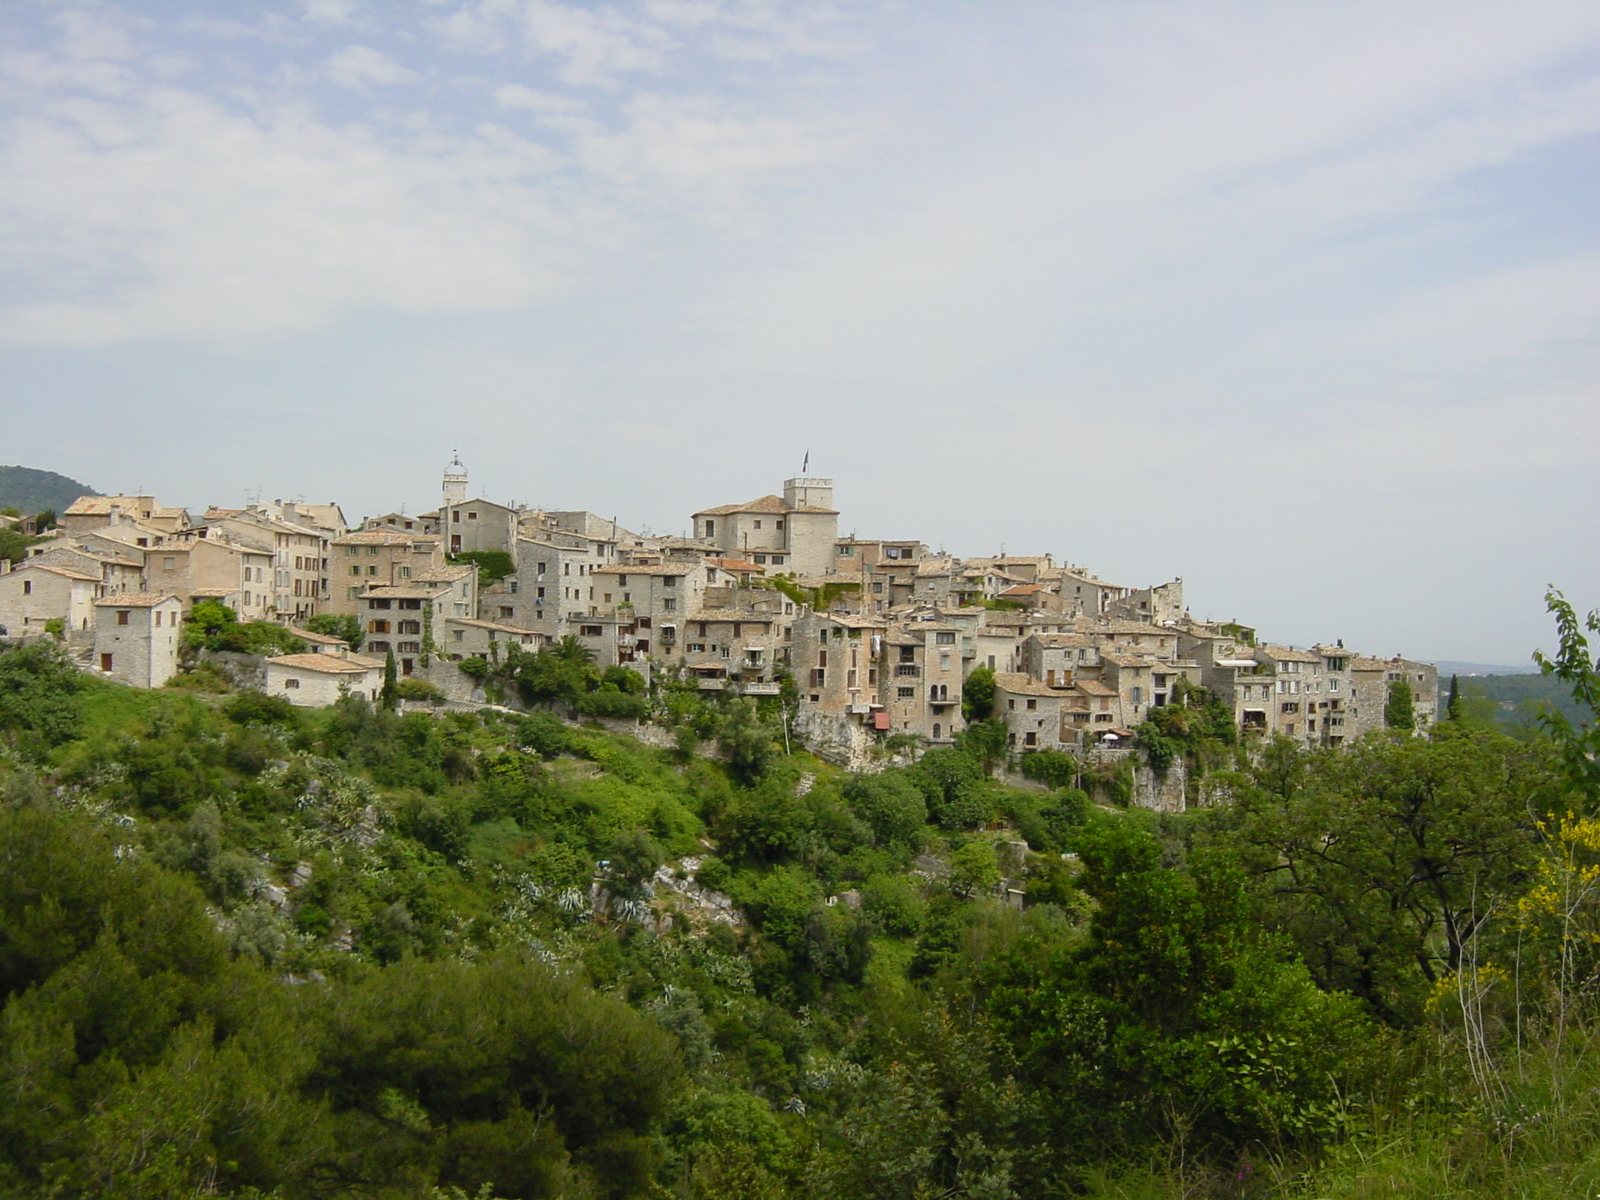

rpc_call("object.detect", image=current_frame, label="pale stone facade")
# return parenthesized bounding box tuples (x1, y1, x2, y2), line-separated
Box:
(266, 650, 385, 707)
(92, 593, 184, 688)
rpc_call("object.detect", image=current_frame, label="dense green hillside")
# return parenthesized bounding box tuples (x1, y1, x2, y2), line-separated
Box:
(1, 599, 1600, 1199)
(0, 463, 96, 514)
(1441, 671, 1591, 733)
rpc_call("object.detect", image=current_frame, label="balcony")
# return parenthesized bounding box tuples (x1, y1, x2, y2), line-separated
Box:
(739, 681, 781, 696)
(697, 678, 727, 691)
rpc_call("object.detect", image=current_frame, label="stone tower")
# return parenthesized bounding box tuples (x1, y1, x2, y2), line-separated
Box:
(442, 454, 468, 506)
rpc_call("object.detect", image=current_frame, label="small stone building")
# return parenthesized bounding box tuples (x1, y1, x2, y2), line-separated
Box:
(265, 650, 386, 707)
(93, 593, 184, 688)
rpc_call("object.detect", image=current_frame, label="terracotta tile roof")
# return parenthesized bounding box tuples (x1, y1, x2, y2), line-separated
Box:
(94, 593, 179, 607)
(15, 564, 100, 582)
(410, 566, 475, 583)
(363, 586, 444, 599)
(592, 564, 695, 576)
(65, 495, 150, 516)
(1028, 632, 1093, 647)
(447, 618, 543, 635)
(1260, 644, 1322, 664)
(333, 530, 428, 546)
(267, 653, 383, 673)
(706, 557, 765, 572)
(694, 495, 788, 516)
(1100, 652, 1156, 668)
(994, 672, 1070, 698)
(291, 628, 349, 645)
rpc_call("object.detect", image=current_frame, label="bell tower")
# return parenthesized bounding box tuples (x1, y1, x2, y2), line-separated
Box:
(442, 453, 468, 506)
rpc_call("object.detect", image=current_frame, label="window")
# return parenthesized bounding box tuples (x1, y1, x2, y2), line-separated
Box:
(350, 566, 362, 577)
(346, 546, 359, 556)
(754, 555, 767, 564)
(370, 598, 392, 609)
(662, 597, 676, 611)
(366, 546, 379, 556)
(398, 620, 421, 634)
(1026, 698, 1037, 710)
(837, 544, 855, 556)
(284, 678, 300, 689)
(347, 586, 362, 599)
(398, 642, 421, 653)
(499, 607, 514, 620)
(468, 511, 478, 520)
(580, 625, 603, 637)
(370, 620, 390, 633)
(704, 520, 715, 537)
(897, 686, 915, 698)
(899, 646, 916, 663)
(116, 610, 130, 625)
(21, 580, 30, 595)
(1281, 702, 1300, 714)
(936, 631, 956, 644)
(400, 599, 422, 609)
(399, 566, 411, 578)
(753, 520, 762, 529)
(1024, 732, 1038, 746)
(771, 555, 785, 566)
(162, 557, 174, 570)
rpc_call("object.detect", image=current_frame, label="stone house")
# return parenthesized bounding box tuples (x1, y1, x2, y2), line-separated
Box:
(143, 535, 275, 621)
(1107, 578, 1186, 624)
(586, 563, 708, 631)
(692, 477, 839, 579)
(1309, 644, 1355, 745)
(358, 568, 476, 676)
(27, 545, 145, 592)
(1349, 655, 1439, 738)
(1254, 645, 1325, 743)
(994, 673, 1071, 752)
(199, 512, 329, 622)
(61, 495, 189, 538)
(436, 497, 521, 557)
(327, 530, 446, 615)
(265, 649, 385, 707)
(92, 593, 184, 688)
(0, 563, 101, 637)
(440, 618, 545, 661)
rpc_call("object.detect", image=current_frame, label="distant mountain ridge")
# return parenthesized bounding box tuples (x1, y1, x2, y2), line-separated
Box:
(0, 465, 97, 514)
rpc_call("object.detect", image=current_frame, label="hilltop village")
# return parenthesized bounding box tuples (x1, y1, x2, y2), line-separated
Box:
(0, 460, 1436, 782)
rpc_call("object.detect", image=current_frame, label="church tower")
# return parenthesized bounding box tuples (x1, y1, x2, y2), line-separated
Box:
(442, 454, 468, 506)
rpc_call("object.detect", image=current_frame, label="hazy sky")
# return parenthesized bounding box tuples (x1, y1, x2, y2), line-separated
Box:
(3, 1, 1597, 664)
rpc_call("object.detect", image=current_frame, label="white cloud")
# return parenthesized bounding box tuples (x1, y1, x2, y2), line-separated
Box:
(324, 45, 417, 88)
(300, 0, 367, 28)
(494, 82, 586, 113)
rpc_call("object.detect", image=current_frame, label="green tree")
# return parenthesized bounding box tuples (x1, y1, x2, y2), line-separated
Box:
(513, 638, 596, 708)
(1535, 588, 1600, 802)
(1384, 676, 1415, 730)
(0, 640, 82, 749)
(961, 665, 995, 722)
(718, 698, 778, 786)
(304, 612, 364, 650)
(382, 651, 398, 710)
(1206, 729, 1547, 1024)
